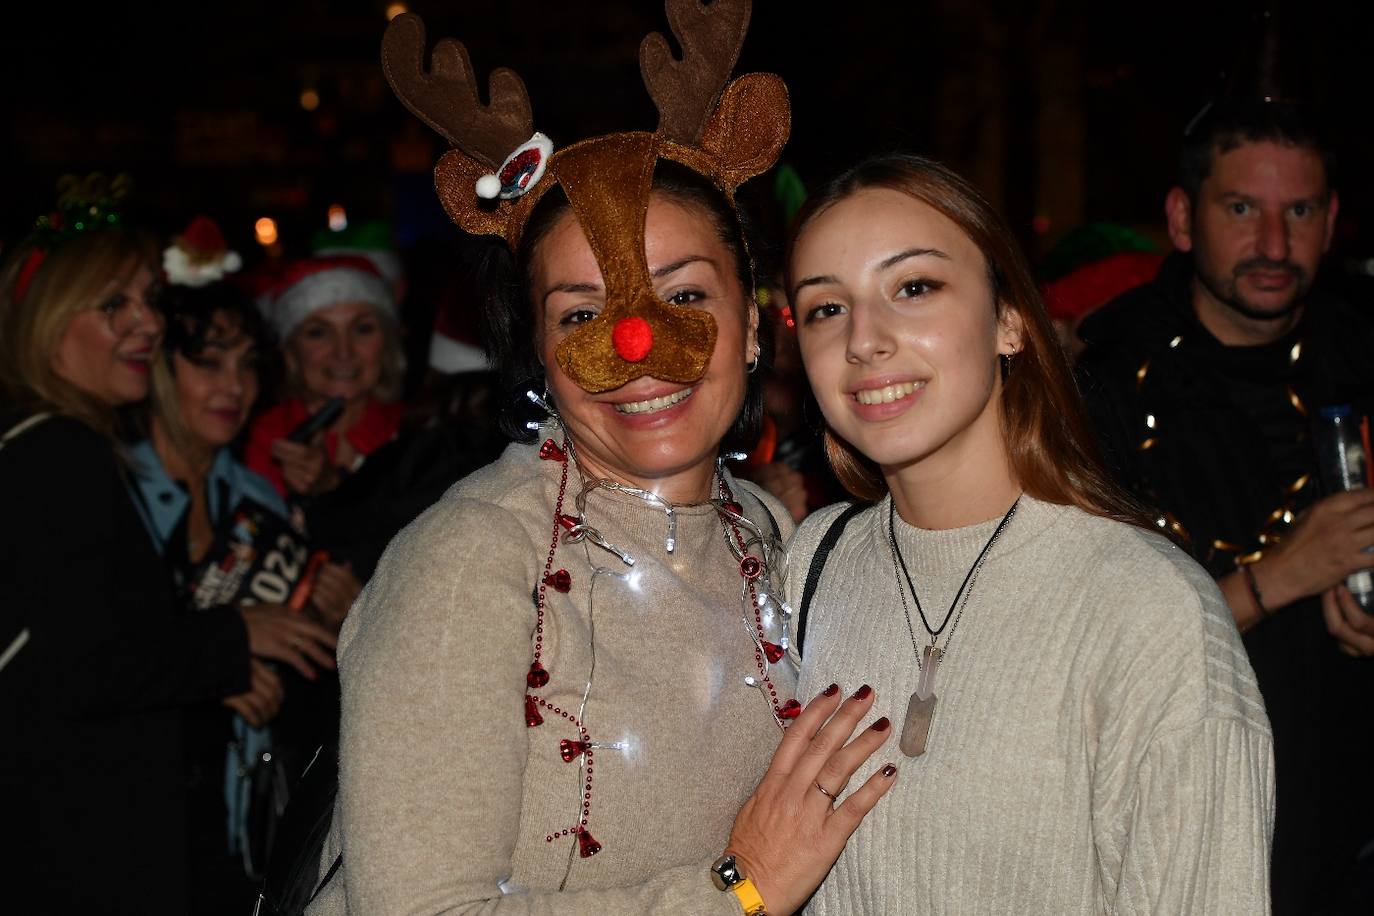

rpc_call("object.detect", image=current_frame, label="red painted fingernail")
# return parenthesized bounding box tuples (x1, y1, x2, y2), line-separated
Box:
(881, 764, 897, 778)
(871, 716, 891, 732)
(823, 683, 839, 697)
(852, 684, 872, 700)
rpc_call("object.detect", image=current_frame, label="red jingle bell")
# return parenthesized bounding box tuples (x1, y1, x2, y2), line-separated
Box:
(740, 555, 763, 581)
(527, 661, 550, 689)
(525, 695, 544, 728)
(778, 699, 802, 719)
(762, 641, 785, 664)
(560, 739, 591, 762)
(577, 828, 603, 858)
(539, 439, 566, 462)
(544, 569, 572, 593)
(611, 316, 654, 363)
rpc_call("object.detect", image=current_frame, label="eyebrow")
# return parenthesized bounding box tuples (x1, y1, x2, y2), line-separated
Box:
(879, 247, 951, 269)
(541, 256, 712, 307)
(542, 281, 600, 308)
(650, 255, 711, 279)
(794, 247, 951, 291)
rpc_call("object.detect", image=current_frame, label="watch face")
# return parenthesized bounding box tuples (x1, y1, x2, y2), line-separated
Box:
(711, 854, 742, 891)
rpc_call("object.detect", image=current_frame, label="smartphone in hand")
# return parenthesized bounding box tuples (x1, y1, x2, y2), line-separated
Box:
(286, 397, 346, 444)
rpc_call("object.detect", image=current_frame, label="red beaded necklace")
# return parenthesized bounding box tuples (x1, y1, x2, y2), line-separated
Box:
(524, 435, 796, 860)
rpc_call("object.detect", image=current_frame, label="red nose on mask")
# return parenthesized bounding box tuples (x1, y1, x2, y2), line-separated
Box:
(611, 316, 654, 362)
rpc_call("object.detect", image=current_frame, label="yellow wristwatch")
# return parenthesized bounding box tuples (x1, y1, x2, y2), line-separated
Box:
(710, 854, 769, 916)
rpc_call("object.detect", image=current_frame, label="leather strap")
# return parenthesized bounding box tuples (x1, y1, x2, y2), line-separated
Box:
(796, 502, 866, 660)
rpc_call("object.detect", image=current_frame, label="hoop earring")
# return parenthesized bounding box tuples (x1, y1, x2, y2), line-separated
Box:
(745, 345, 762, 374)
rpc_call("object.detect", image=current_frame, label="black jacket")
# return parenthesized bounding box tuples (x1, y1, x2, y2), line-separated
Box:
(0, 412, 251, 915)
(1077, 254, 1374, 913)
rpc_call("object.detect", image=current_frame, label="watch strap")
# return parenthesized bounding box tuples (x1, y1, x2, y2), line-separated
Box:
(730, 877, 768, 916)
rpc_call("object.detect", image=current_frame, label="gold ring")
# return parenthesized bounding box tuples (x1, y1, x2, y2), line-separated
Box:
(814, 781, 837, 800)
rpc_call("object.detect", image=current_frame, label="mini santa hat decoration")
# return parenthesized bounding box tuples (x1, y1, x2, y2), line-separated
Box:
(163, 215, 243, 287)
(261, 254, 397, 340)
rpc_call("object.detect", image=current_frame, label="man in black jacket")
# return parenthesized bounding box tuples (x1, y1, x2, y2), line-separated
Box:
(1078, 100, 1374, 912)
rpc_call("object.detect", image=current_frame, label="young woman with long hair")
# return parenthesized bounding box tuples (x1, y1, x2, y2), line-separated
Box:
(779, 154, 1274, 912)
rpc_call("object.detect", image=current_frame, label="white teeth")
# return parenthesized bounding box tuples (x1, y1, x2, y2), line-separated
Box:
(614, 387, 693, 415)
(854, 381, 924, 406)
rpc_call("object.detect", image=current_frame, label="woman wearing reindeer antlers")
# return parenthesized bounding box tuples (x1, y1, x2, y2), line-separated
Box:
(304, 4, 896, 914)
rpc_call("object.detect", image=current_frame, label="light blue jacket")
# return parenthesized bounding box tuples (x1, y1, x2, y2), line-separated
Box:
(126, 440, 287, 555)
(126, 439, 290, 859)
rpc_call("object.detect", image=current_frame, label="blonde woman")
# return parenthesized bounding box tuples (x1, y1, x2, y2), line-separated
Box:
(0, 199, 333, 915)
(246, 256, 407, 499)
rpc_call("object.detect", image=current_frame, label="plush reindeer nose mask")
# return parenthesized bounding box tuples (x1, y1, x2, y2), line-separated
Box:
(382, 0, 790, 394)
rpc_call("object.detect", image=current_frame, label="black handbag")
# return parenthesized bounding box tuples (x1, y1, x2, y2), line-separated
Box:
(252, 741, 340, 915)
(235, 733, 293, 881)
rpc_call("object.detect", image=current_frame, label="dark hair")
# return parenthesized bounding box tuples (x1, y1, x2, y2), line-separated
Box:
(159, 281, 274, 364)
(1178, 100, 1335, 201)
(786, 153, 1151, 529)
(146, 281, 277, 451)
(481, 159, 765, 448)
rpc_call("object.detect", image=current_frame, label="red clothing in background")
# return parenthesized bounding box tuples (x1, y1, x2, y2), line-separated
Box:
(245, 397, 404, 496)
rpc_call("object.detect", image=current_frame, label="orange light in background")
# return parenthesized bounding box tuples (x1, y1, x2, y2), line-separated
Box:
(299, 88, 320, 111)
(255, 217, 279, 247)
(328, 204, 348, 232)
(385, 3, 407, 20)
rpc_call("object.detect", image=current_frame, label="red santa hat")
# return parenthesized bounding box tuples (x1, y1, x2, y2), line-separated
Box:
(429, 288, 491, 374)
(1043, 252, 1164, 322)
(262, 254, 396, 339)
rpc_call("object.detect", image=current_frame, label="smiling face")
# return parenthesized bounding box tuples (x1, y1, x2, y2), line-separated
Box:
(171, 312, 261, 449)
(1169, 140, 1336, 340)
(285, 301, 387, 405)
(50, 261, 164, 406)
(533, 193, 758, 498)
(790, 188, 1022, 484)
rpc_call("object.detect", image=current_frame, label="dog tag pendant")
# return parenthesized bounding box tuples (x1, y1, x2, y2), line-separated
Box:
(900, 645, 941, 757)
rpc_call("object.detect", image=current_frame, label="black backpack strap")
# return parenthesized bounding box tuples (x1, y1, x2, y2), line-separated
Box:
(796, 502, 867, 659)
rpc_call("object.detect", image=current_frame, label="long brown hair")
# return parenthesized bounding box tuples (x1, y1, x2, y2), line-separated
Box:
(786, 154, 1149, 528)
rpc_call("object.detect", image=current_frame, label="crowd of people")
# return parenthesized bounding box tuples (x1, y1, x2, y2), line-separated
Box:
(2, 3, 1373, 915)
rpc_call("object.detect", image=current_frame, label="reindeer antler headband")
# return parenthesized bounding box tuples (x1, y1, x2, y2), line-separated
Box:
(382, 0, 790, 394)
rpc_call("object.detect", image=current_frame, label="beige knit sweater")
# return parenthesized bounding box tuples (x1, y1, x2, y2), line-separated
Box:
(308, 436, 794, 915)
(788, 495, 1274, 914)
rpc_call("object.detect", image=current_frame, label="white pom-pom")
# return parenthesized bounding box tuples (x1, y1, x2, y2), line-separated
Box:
(475, 174, 502, 200)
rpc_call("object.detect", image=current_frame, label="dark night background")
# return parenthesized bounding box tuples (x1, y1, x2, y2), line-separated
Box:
(3, 0, 1372, 275)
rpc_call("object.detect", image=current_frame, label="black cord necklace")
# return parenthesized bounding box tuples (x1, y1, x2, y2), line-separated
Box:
(888, 497, 1019, 640)
(887, 496, 1020, 757)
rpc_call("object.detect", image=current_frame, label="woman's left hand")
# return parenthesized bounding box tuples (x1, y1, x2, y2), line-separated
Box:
(223, 659, 285, 727)
(311, 562, 363, 633)
(722, 685, 897, 915)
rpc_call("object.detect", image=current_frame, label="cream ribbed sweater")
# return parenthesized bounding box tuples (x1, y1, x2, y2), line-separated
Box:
(308, 437, 793, 915)
(788, 495, 1274, 914)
